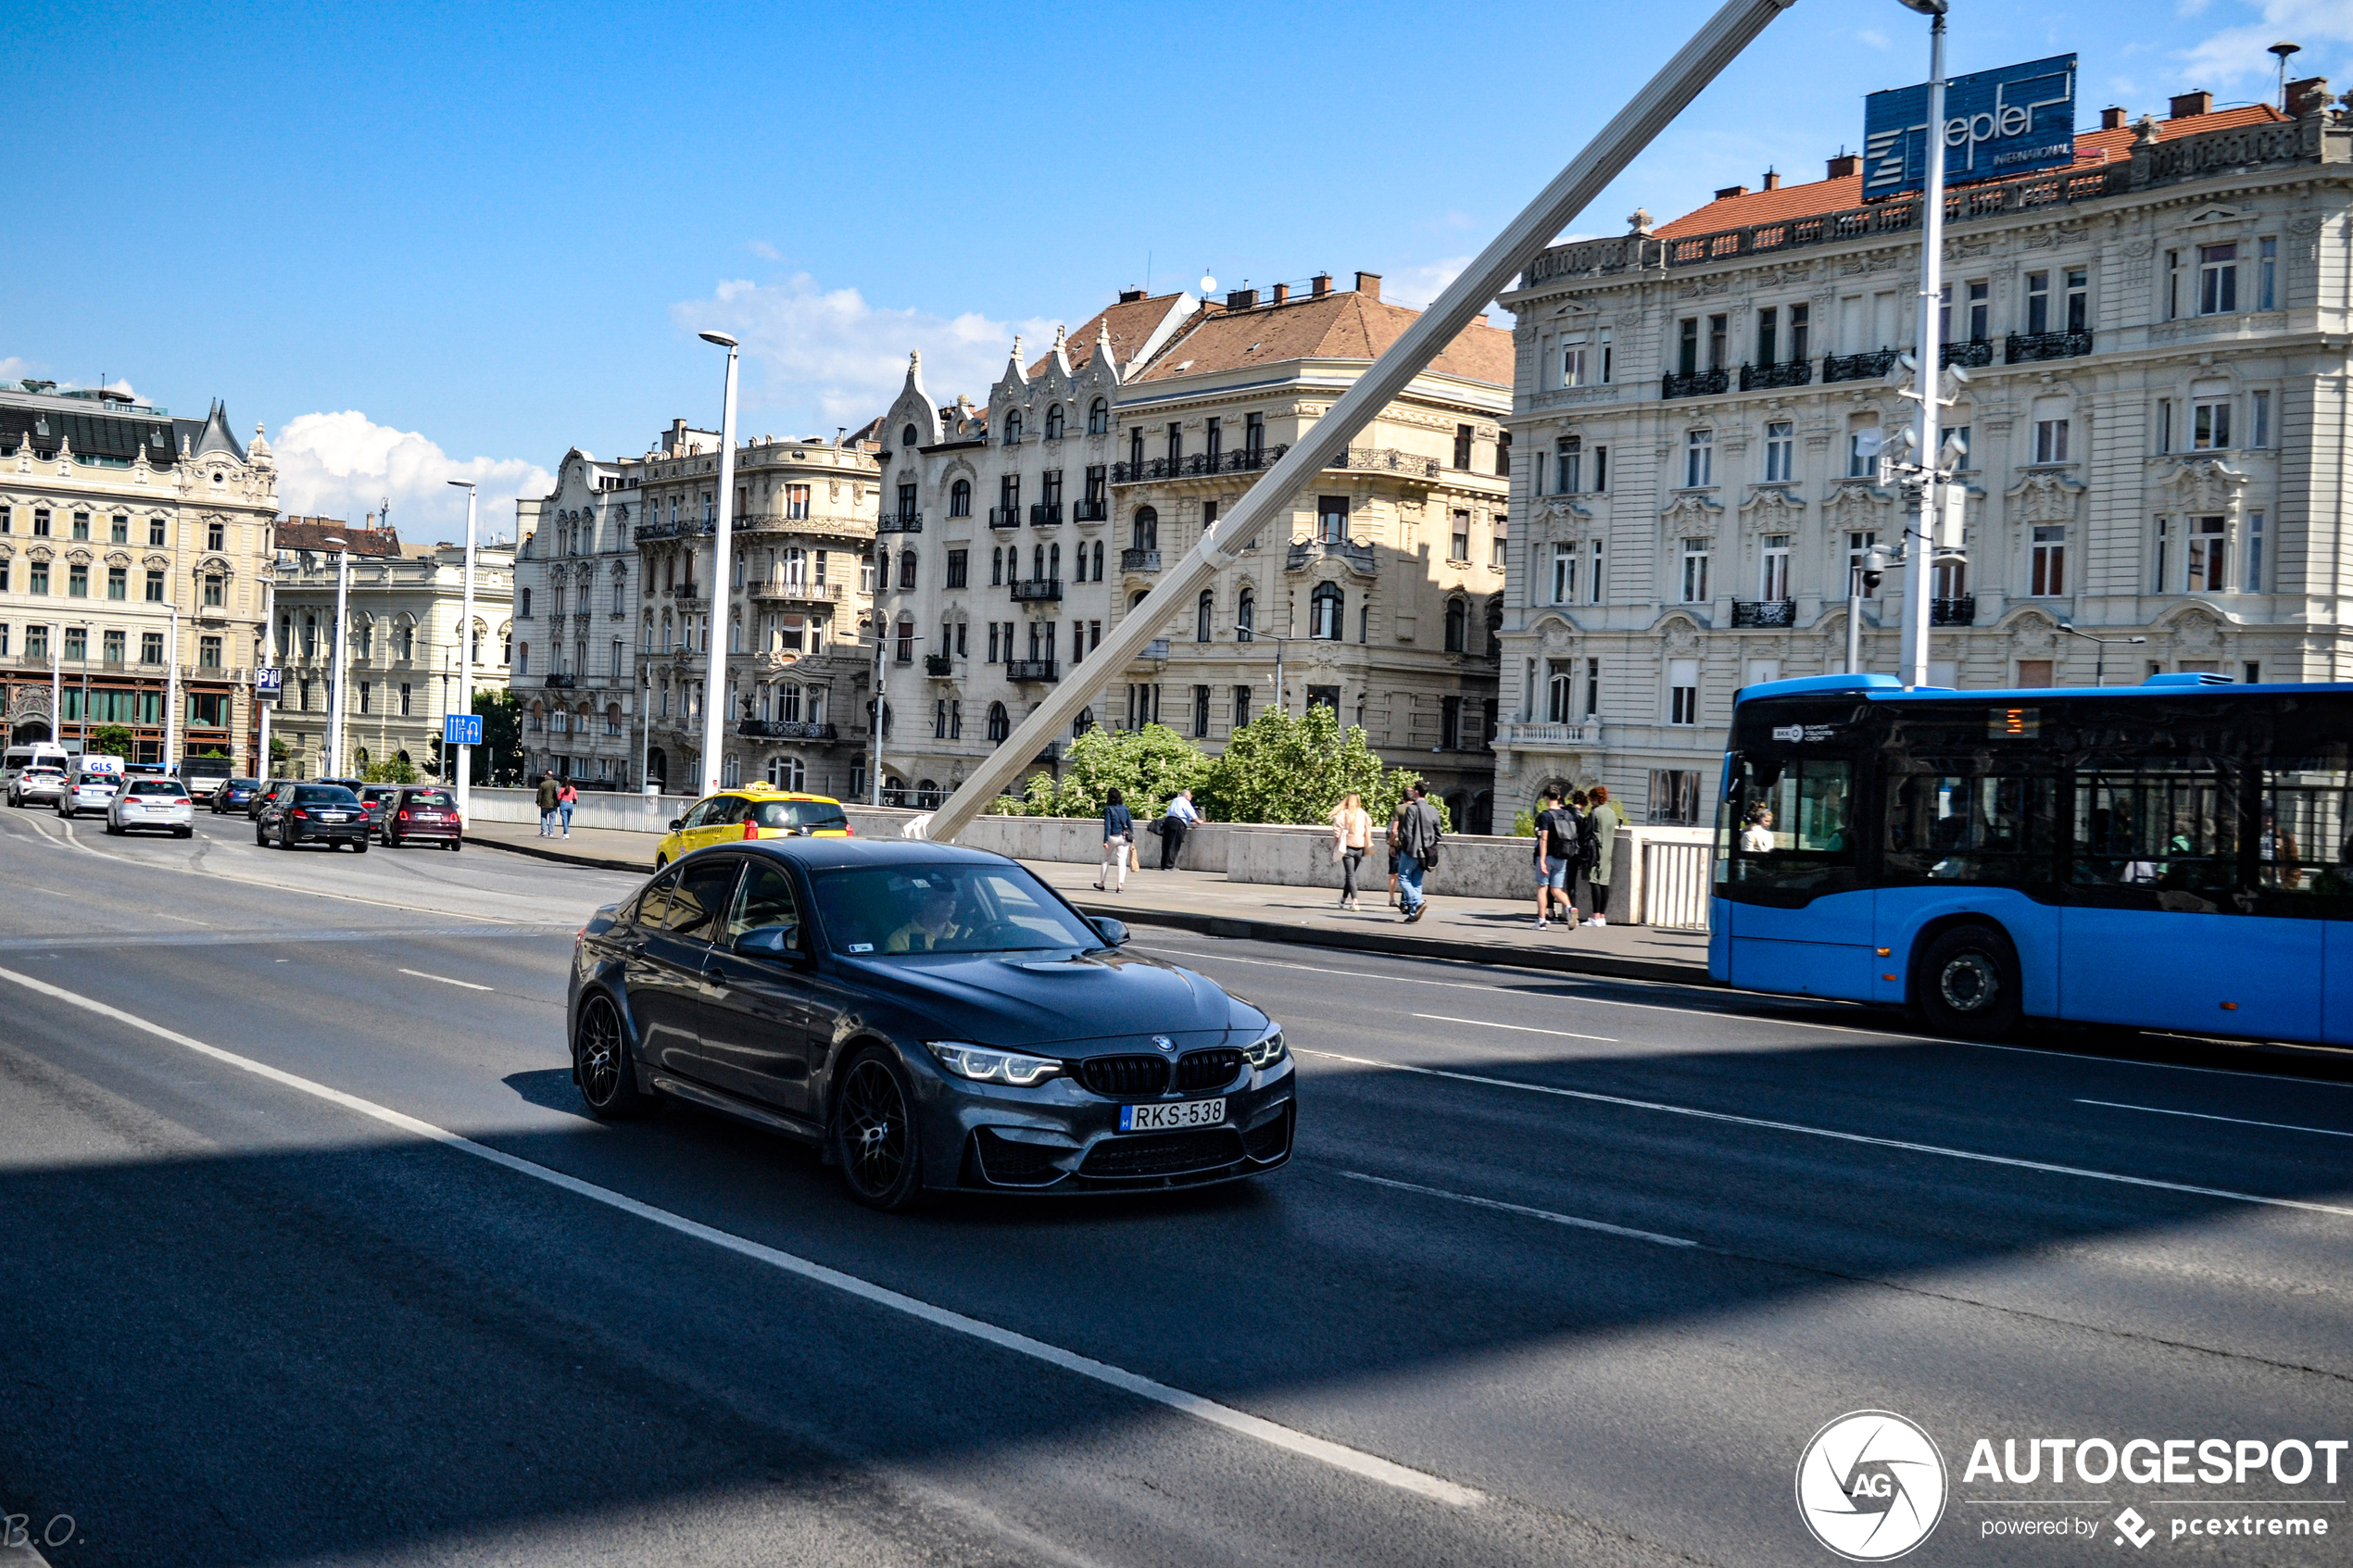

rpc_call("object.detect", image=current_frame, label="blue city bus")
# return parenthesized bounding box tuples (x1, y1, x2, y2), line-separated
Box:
(1709, 672, 2353, 1044)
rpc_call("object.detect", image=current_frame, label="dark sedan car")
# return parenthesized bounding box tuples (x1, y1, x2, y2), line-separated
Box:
(209, 777, 262, 814)
(567, 840, 1293, 1210)
(380, 785, 462, 848)
(255, 783, 371, 851)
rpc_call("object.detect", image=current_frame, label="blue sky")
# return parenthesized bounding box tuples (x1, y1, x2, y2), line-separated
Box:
(5, 0, 2341, 540)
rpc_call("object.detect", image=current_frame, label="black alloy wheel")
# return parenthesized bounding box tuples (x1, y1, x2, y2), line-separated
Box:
(255, 821, 269, 847)
(573, 994, 647, 1119)
(1916, 923, 2022, 1041)
(280, 821, 298, 850)
(833, 1048, 923, 1210)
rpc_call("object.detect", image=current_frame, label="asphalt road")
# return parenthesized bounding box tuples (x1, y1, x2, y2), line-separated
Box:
(3, 806, 2350, 1567)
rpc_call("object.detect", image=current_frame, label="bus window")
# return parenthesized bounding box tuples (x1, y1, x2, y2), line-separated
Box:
(1724, 755, 1854, 891)
(2073, 759, 2238, 896)
(2261, 751, 2353, 897)
(1886, 771, 2056, 886)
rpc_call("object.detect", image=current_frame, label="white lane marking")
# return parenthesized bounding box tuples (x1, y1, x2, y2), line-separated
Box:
(1294, 1047, 2353, 1220)
(397, 968, 494, 992)
(0, 965, 1481, 1510)
(1411, 1012, 1616, 1044)
(2077, 1098, 2353, 1140)
(1971, 1038, 2353, 1085)
(1337, 1170, 1693, 1248)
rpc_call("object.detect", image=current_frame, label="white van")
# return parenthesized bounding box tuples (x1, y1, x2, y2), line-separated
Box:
(58, 755, 126, 819)
(3, 743, 73, 808)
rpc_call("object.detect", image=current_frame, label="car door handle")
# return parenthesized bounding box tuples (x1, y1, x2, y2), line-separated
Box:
(701, 963, 728, 985)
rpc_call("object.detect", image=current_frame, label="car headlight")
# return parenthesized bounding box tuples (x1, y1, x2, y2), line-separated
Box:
(925, 1041, 1062, 1087)
(1241, 1027, 1286, 1069)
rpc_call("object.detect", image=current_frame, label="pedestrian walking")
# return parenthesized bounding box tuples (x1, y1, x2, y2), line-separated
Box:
(1159, 787, 1200, 870)
(1391, 784, 1441, 923)
(1583, 784, 1620, 926)
(1329, 792, 1372, 911)
(535, 772, 560, 836)
(557, 779, 578, 839)
(1531, 785, 1576, 930)
(1095, 787, 1133, 893)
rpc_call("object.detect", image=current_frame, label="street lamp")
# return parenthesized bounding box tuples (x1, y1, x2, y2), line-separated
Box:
(697, 329, 741, 797)
(446, 480, 478, 820)
(1894, 0, 1949, 691)
(2056, 621, 2147, 687)
(320, 535, 350, 777)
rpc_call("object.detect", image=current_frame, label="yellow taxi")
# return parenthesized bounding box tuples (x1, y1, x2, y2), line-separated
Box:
(652, 785, 853, 868)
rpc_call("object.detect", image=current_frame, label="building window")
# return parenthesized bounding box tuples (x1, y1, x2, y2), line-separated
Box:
(207, 520, 224, 550)
(1310, 583, 1343, 640)
(1453, 423, 1475, 470)
(1191, 684, 1211, 738)
(1236, 589, 1253, 642)
(1683, 428, 1713, 488)
(107, 565, 126, 600)
(2030, 525, 2067, 596)
(2153, 517, 2171, 592)
(1316, 495, 1349, 544)
(1763, 420, 1793, 483)
(1544, 659, 1573, 723)
(1677, 318, 1699, 376)
(2025, 271, 2051, 335)
(2250, 390, 2271, 449)
(2245, 509, 2265, 592)
(2165, 250, 2182, 319)
(2259, 236, 2277, 311)
(1495, 430, 1511, 480)
(1759, 534, 1792, 600)
(1196, 591, 1213, 642)
(1667, 658, 1699, 726)
(898, 549, 917, 591)
(1554, 435, 1581, 495)
(102, 629, 124, 664)
(1045, 404, 1064, 441)
(1450, 511, 1470, 562)
(148, 517, 166, 546)
(1550, 542, 1577, 605)
(1588, 539, 1604, 604)
(1706, 313, 1727, 371)
(2197, 243, 2238, 315)
(1679, 538, 1710, 603)
(1966, 279, 1989, 341)
(2033, 418, 2070, 464)
(68, 563, 88, 597)
(1003, 411, 1022, 445)
(1088, 398, 1109, 435)
(895, 616, 914, 663)
(945, 548, 968, 589)
(2192, 398, 2231, 450)
(1846, 531, 1878, 598)
(1164, 421, 1181, 466)
(2065, 268, 2088, 332)
(1231, 684, 1252, 728)
(1490, 527, 1507, 571)
(1754, 307, 1778, 367)
(1561, 339, 1587, 387)
(141, 632, 162, 664)
(946, 478, 972, 519)
(1597, 327, 1616, 383)
(1443, 596, 1468, 653)
(2187, 515, 2227, 594)
(63, 627, 84, 661)
(1847, 419, 1881, 479)
(31, 508, 49, 537)
(29, 561, 46, 596)
(199, 635, 221, 670)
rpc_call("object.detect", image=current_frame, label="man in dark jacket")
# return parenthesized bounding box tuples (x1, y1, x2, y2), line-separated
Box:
(1392, 784, 1442, 923)
(535, 773, 560, 837)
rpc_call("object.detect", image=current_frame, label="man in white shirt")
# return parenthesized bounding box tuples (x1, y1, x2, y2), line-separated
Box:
(1159, 787, 1201, 870)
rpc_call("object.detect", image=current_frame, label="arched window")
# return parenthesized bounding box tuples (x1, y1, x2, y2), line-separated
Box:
(1132, 507, 1157, 552)
(303, 613, 318, 657)
(1045, 404, 1064, 440)
(1003, 410, 1023, 445)
(1090, 539, 1104, 580)
(1196, 591, 1214, 642)
(1049, 542, 1061, 580)
(987, 701, 1010, 742)
(990, 546, 1004, 586)
(875, 546, 889, 585)
(901, 423, 919, 447)
(1236, 589, 1255, 642)
(728, 609, 743, 654)
(1032, 544, 1045, 582)
(1131, 589, 1150, 610)
(1443, 596, 1468, 653)
(606, 703, 623, 734)
(1070, 545, 1086, 583)
(897, 549, 918, 591)
(894, 615, 914, 663)
(1311, 583, 1344, 640)
(950, 478, 972, 517)
(518, 587, 532, 617)
(1088, 398, 1109, 435)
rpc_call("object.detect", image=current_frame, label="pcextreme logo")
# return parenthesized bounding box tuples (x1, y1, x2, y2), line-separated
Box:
(1797, 1411, 1950, 1562)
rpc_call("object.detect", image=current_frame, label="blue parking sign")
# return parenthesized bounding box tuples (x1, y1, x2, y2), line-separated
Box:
(444, 714, 484, 746)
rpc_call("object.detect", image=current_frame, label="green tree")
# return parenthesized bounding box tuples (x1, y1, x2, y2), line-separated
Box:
(1510, 808, 1538, 838)
(363, 756, 418, 784)
(269, 736, 290, 763)
(1197, 704, 1441, 828)
(88, 724, 135, 759)
(472, 689, 523, 785)
(1022, 723, 1207, 820)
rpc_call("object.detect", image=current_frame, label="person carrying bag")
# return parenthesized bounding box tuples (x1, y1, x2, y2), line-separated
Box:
(1391, 784, 1441, 923)
(1330, 793, 1372, 911)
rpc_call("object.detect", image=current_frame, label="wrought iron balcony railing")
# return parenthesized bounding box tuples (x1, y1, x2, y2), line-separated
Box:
(736, 719, 841, 741)
(1661, 369, 1730, 399)
(1009, 578, 1063, 602)
(1738, 360, 1812, 391)
(1327, 445, 1441, 477)
(1004, 659, 1059, 682)
(1731, 599, 1795, 628)
(1822, 349, 1901, 383)
(923, 654, 953, 676)
(2006, 329, 2093, 364)
(1112, 445, 1289, 483)
(1071, 498, 1109, 521)
(1285, 539, 1378, 575)
(1120, 548, 1162, 572)
(875, 511, 922, 533)
(1028, 502, 1063, 526)
(1940, 338, 1994, 369)
(1931, 596, 1976, 627)
(987, 506, 1020, 528)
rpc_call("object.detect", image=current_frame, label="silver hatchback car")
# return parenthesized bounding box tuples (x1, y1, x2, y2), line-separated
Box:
(107, 778, 195, 838)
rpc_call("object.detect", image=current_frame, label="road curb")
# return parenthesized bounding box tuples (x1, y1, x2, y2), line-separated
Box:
(468, 834, 648, 875)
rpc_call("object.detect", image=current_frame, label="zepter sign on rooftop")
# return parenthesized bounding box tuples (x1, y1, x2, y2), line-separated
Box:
(1862, 54, 2077, 198)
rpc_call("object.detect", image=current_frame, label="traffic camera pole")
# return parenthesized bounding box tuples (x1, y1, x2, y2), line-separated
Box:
(698, 332, 742, 797)
(448, 481, 478, 819)
(917, 0, 1803, 845)
(1900, 0, 1949, 690)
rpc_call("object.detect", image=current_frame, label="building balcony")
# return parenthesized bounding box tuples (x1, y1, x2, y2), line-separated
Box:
(1004, 659, 1059, 683)
(1071, 498, 1109, 521)
(1112, 445, 1288, 484)
(634, 519, 713, 544)
(1009, 578, 1063, 602)
(543, 671, 577, 689)
(1120, 548, 1162, 573)
(1327, 446, 1440, 478)
(1941, 338, 1994, 370)
(923, 654, 954, 676)
(1738, 360, 1812, 392)
(1931, 595, 1976, 627)
(1028, 502, 1063, 526)
(1496, 720, 1602, 749)
(876, 511, 922, 534)
(1822, 349, 1900, 384)
(1285, 539, 1378, 576)
(2006, 329, 2093, 364)
(673, 581, 700, 601)
(736, 719, 841, 742)
(1731, 599, 1796, 628)
(749, 582, 843, 616)
(988, 507, 1020, 529)
(1661, 369, 1730, 399)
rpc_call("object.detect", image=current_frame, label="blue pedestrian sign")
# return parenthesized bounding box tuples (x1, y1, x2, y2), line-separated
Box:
(444, 714, 484, 746)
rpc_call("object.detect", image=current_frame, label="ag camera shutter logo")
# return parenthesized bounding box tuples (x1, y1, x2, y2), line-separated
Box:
(1796, 1411, 1948, 1561)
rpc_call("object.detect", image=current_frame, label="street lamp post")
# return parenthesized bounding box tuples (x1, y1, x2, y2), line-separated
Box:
(447, 481, 478, 819)
(322, 537, 350, 777)
(49, 621, 61, 746)
(1897, 0, 1950, 692)
(696, 330, 741, 797)
(2056, 622, 2147, 686)
(164, 602, 180, 774)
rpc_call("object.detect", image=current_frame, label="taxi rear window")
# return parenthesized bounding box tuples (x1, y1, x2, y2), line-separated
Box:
(748, 799, 849, 832)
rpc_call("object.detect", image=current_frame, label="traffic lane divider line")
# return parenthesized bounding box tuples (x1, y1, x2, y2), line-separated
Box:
(1410, 1012, 1617, 1044)
(0, 961, 1485, 1511)
(1335, 1171, 1694, 1248)
(1293, 1048, 2353, 1221)
(397, 968, 495, 992)
(2076, 1099, 2353, 1140)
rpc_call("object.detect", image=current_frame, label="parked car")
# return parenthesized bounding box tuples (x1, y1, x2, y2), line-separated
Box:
(567, 839, 1293, 1209)
(652, 784, 852, 869)
(357, 784, 403, 834)
(107, 778, 195, 838)
(208, 777, 263, 814)
(380, 786, 462, 849)
(9, 764, 69, 808)
(57, 757, 127, 819)
(255, 783, 371, 851)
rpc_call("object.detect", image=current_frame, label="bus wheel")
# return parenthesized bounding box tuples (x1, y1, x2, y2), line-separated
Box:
(1917, 924, 2020, 1040)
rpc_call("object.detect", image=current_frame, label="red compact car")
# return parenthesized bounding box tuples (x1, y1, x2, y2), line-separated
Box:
(381, 785, 463, 849)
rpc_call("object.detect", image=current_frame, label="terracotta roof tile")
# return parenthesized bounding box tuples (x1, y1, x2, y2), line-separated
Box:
(1132, 291, 1512, 387)
(277, 517, 402, 557)
(1654, 103, 2290, 240)
(1027, 292, 1191, 379)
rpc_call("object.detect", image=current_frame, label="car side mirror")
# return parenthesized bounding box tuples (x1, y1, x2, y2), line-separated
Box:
(668, 817, 685, 831)
(736, 924, 800, 957)
(1091, 916, 1129, 947)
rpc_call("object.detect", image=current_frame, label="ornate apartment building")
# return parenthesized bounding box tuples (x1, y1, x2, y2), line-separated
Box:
(1494, 84, 2353, 825)
(517, 421, 885, 796)
(0, 383, 277, 767)
(269, 518, 513, 780)
(877, 274, 1513, 824)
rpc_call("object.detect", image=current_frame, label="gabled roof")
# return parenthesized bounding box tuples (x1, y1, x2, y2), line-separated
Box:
(1030, 291, 1193, 379)
(278, 517, 402, 557)
(1131, 290, 1513, 387)
(1655, 102, 2292, 241)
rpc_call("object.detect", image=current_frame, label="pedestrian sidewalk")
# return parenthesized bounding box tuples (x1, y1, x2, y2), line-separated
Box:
(466, 819, 1712, 985)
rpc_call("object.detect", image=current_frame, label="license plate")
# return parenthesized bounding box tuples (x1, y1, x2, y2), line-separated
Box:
(320, 812, 347, 822)
(1119, 1098, 1225, 1133)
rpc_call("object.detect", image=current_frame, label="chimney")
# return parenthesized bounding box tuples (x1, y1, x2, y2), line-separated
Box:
(2100, 105, 2128, 130)
(1762, 168, 1780, 191)
(1826, 151, 1861, 179)
(1354, 271, 1381, 301)
(1118, 287, 1145, 303)
(2169, 89, 2213, 119)
(1226, 286, 1257, 310)
(1715, 183, 1750, 200)
(1271, 282, 1290, 304)
(1311, 272, 1332, 297)
(2287, 76, 2331, 117)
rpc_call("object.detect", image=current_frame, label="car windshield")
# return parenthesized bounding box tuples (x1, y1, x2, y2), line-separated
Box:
(229, 778, 258, 787)
(294, 785, 360, 805)
(812, 863, 1101, 956)
(404, 790, 455, 808)
(126, 781, 184, 797)
(748, 798, 849, 832)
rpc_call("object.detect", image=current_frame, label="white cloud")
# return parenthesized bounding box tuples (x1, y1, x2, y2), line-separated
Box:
(0, 357, 35, 385)
(1385, 257, 1472, 311)
(672, 273, 1066, 433)
(748, 240, 781, 260)
(271, 410, 552, 546)
(1856, 28, 1890, 50)
(2178, 0, 2353, 88)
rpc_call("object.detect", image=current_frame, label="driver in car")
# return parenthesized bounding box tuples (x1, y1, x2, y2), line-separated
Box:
(884, 882, 973, 954)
